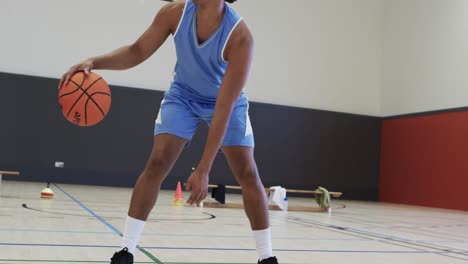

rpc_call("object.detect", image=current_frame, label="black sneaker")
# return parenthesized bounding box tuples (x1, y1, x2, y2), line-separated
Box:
(110, 247, 134, 264)
(258, 256, 279, 264)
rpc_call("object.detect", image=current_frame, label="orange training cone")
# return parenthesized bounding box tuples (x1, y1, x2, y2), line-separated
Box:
(173, 181, 184, 206)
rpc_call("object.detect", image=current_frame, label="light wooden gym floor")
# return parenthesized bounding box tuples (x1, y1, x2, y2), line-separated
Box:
(1, 181, 467, 264)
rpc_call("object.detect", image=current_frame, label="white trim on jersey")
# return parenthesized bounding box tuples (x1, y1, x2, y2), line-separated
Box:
(155, 99, 165, 125)
(245, 102, 253, 137)
(173, 0, 189, 38)
(221, 17, 243, 63)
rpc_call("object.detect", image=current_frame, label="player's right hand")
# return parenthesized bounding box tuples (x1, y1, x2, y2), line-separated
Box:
(185, 169, 209, 206)
(58, 59, 94, 89)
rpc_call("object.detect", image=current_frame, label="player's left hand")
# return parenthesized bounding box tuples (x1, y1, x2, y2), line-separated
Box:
(185, 169, 209, 206)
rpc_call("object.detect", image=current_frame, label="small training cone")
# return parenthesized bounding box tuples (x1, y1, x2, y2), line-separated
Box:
(41, 188, 54, 199)
(40, 183, 54, 199)
(173, 181, 184, 206)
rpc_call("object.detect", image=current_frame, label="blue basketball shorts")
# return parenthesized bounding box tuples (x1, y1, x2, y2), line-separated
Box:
(154, 91, 254, 147)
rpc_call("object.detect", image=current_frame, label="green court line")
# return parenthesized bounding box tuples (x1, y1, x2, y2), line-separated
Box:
(54, 184, 164, 264)
(137, 246, 164, 264)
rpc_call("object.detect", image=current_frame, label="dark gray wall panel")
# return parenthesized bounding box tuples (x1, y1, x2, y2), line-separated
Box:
(0, 72, 381, 200)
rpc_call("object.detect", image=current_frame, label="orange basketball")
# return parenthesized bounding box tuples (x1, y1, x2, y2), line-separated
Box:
(58, 72, 111, 127)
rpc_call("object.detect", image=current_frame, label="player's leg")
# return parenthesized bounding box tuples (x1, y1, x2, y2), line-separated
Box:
(111, 93, 199, 264)
(111, 134, 187, 264)
(128, 133, 188, 220)
(218, 101, 278, 264)
(221, 146, 269, 229)
(221, 146, 277, 264)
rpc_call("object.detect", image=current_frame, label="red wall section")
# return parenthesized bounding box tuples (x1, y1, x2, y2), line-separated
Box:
(380, 111, 468, 211)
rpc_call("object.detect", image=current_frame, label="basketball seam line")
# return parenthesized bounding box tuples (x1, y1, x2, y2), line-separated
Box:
(58, 72, 88, 98)
(69, 78, 104, 111)
(67, 78, 104, 125)
(66, 78, 102, 117)
(84, 92, 111, 125)
(58, 87, 81, 98)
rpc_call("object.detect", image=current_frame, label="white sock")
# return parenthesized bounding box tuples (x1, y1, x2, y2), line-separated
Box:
(253, 227, 273, 261)
(121, 216, 146, 254)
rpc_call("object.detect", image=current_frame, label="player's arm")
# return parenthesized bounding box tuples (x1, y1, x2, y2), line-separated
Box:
(59, 1, 182, 88)
(186, 22, 254, 205)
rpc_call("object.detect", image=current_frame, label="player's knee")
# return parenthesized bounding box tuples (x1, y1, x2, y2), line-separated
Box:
(145, 151, 171, 178)
(238, 163, 260, 187)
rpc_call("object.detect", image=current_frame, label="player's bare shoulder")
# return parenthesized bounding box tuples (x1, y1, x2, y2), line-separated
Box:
(224, 20, 254, 62)
(158, 0, 187, 35)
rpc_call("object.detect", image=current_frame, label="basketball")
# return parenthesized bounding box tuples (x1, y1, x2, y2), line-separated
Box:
(58, 72, 111, 127)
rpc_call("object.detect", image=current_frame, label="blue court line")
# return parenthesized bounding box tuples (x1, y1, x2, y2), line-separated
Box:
(0, 243, 115, 248)
(54, 185, 122, 235)
(140, 233, 366, 241)
(2, 228, 467, 244)
(286, 216, 468, 248)
(281, 215, 468, 261)
(53, 184, 164, 264)
(0, 228, 113, 234)
(0, 228, 367, 241)
(1, 242, 468, 254)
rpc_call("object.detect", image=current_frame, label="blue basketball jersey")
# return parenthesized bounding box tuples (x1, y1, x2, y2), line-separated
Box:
(168, 0, 245, 103)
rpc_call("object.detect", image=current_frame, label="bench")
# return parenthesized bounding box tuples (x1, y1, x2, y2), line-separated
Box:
(266, 188, 342, 198)
(204, 184, 342, 212)
(0, 171, 20, 196)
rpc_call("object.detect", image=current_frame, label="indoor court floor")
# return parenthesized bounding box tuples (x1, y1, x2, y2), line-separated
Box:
(1, 181, 467, 264)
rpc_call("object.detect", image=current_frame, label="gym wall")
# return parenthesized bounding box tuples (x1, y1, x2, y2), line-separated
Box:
(379, 0, 468, 210)
(0, 0, 384, 201)
(380, 110, 468, 211)
(0, 0, 384, 116)
(5, 0, 468, 210)
(0, 73, 381, 201)
(382, 0, 468, 116)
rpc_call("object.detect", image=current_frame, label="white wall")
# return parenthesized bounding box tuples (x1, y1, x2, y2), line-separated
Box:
(236, 0, 383, 116)
(0, 0, 384, 116)
(382, 0, 468, 116)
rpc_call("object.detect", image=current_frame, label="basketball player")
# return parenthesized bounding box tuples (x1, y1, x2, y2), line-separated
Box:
(59, 0, 278, 263)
